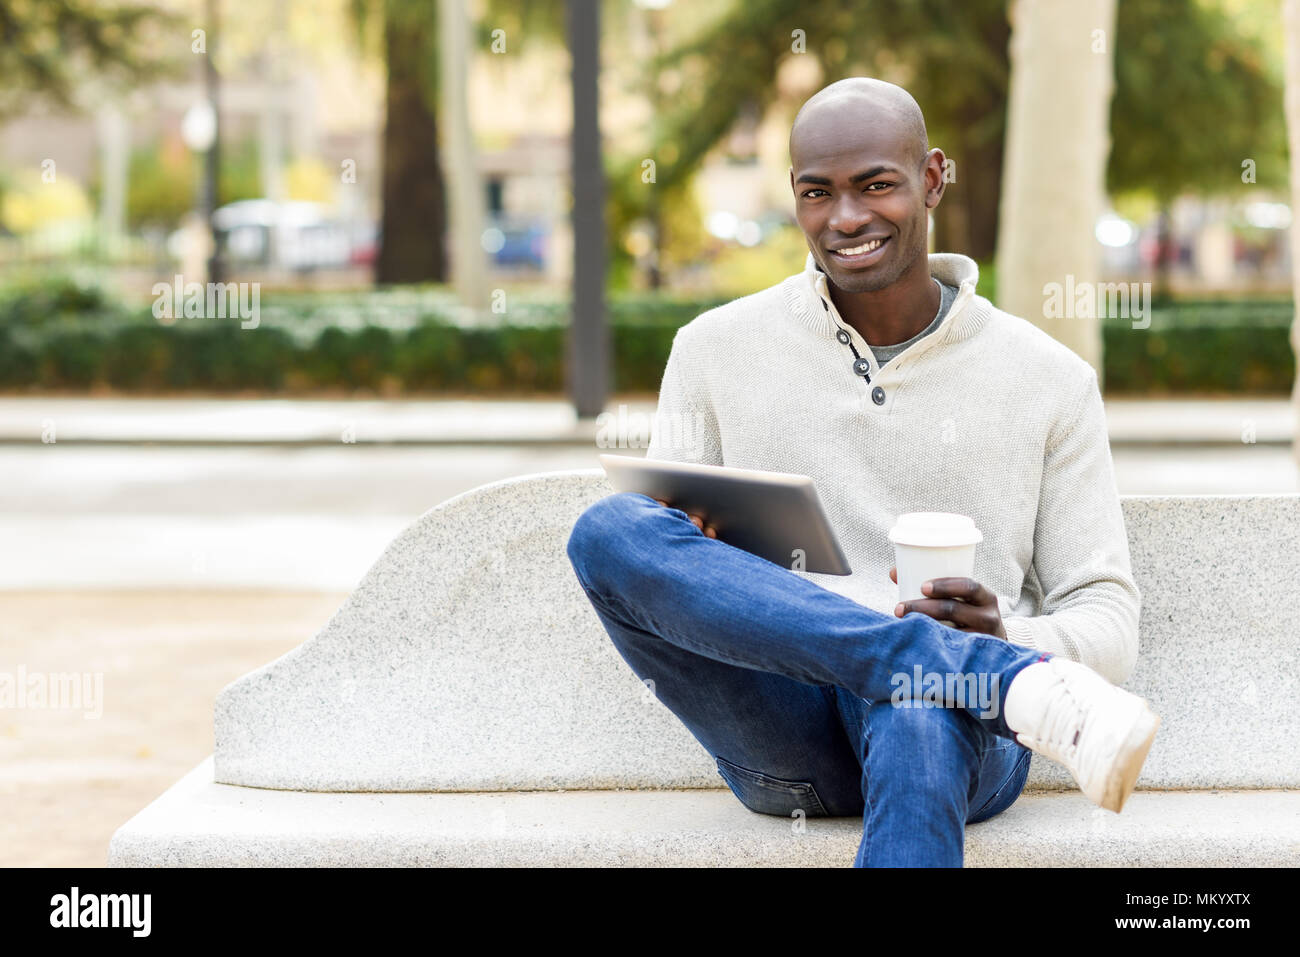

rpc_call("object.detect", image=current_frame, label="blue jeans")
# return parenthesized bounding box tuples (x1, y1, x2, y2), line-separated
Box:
(566, 492, 1045, 867)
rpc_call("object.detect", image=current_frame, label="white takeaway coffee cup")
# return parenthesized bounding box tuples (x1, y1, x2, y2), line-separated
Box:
(888, 512, 983, 613)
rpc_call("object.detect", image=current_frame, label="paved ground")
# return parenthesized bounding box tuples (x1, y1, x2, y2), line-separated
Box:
(1, 439, 1295, 591)
(0, 394, 1295, 444)
(0, 590, 345, 867)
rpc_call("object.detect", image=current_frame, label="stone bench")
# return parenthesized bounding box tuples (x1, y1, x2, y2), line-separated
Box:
(108, 471, 1300, 866)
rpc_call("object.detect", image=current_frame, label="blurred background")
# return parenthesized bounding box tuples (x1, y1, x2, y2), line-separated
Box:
(2, 0, 1298, 865)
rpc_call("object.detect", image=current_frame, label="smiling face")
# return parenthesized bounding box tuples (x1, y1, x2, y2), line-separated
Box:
(789, 84, 945, 294)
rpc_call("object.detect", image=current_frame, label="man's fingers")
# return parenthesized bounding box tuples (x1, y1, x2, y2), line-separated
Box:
(651, 497, 717, 539)
(922, 576, 996, 607)
(896, 596, 1006, 638)
(688, 514, 718, 538)
(899, 598, 972, 621)
(889, 565, 897, 584)
(679, 508, 717, 539)
(899, 598, 977, 634)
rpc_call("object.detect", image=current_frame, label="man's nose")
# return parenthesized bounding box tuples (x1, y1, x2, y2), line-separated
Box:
(827, 194, 875, 235)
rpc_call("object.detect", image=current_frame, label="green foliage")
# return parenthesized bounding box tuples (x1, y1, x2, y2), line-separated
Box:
(707, 225, 809, 297)
(1104, 324, 1294, 393)
(0, 273, 124, 328)
(474, 0, 566, 56)
(126, 137, 264, 230)
(974, 260, 996, 304)
(612, 0, 1282, 263)
(0, 0, 184, 119)
(126, 143, 195, 230)
(0, 275, 1292, 395)
(0, 327, 36, 385)
(607, 0, 807, 238)
(1109, 0, 1287, 198)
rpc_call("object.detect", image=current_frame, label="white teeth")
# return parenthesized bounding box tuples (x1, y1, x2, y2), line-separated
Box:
(834, 239, 882, 255)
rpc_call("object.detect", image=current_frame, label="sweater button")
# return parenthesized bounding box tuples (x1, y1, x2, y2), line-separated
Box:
(872, 386, 886, 405)
(836, 330, 850, 344)
(852, 357, 871, 375)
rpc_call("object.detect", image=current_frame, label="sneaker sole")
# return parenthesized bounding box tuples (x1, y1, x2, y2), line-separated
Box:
(1101, 704, 1160, 813)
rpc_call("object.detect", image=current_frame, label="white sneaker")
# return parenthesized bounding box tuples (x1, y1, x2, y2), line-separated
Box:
(1003, 657, 1160, 813)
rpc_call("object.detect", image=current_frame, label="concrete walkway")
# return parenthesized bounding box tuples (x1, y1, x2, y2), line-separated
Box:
(3, 395, 1295, 592)
(0, 395, 1293, 445)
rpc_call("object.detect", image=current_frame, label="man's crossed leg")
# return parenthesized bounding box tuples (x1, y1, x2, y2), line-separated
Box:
(567, 491, 1046, 866)
(566, 491, 1160, 866)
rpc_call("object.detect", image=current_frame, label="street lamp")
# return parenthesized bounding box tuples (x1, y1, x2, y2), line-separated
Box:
(183, 0, 224, 285)
(180, 101, 216, 154)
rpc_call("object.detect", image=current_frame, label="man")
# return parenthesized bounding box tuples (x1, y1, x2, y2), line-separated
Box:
(565, 77, 1159, 867)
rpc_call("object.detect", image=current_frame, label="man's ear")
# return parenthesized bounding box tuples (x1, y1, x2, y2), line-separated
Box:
(923, 148, 947, 210)
(788, 165, 795, 195)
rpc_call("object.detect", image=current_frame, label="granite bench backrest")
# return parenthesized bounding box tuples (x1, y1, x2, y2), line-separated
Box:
(213, 471, 1300, 793)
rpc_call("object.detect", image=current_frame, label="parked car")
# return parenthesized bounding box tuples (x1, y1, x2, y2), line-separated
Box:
(210, 199, 357, 272)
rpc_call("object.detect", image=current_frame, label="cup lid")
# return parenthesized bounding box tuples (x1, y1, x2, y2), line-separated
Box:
(888, 511, 983, 547)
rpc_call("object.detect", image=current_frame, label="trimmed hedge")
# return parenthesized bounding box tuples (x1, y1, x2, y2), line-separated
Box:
(4, 319, 685, 393)
(0, 277, 1294, 394)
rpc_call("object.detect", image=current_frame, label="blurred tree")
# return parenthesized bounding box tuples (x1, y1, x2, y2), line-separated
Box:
(614, 0, 1013, 265)
(125, 136, 262, 230)
(348, 0, 448, 283)
(1282, 0, 1300, 468)
(1109, 0, 1286, 298)
(352, 0, 579, 285)
(0, 0, 180, 119)
(997, 0, 1117, 377)
(476, 0, 642, 285)
(473, 1, 568, 50)
(627, 0, 1282, 271)
(1111, 0, 1287, 197)
(872, 0, 1012, 263)
(125, 140, 194, 229)
(285, 157, 336, 203)
(0, 170, 92, 233)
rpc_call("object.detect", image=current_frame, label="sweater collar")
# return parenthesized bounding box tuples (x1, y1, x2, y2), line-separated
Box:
(783, 250, 991, 346)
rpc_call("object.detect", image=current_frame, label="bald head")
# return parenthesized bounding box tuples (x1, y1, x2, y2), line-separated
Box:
(788, 77, 944, 294)
(790, 78, 929, 170)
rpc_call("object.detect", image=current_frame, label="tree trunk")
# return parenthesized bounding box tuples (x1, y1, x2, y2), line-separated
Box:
(376, 9, 447, 284)
(995, 0, 1117, 382)
(438, 0, 488, 309)
(963, 123, 1005, 263)
(1282, 0, 1300, 470)
(966, 9, 1011, 263)
(934, 124, 1003, 264)
(929, 9, 1009, 263)
(932, 122, 970, 255)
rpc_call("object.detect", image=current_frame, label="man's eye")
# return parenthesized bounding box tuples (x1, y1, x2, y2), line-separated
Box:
(803, 189, 828, 198)
(866, 182, 893, 191)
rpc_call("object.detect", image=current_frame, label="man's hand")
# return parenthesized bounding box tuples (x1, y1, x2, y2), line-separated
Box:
(890, 566, 1007, 639)
(652, 498, 718, 538)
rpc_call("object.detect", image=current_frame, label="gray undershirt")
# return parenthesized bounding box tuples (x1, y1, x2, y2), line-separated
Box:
(868, 278, 959, 366)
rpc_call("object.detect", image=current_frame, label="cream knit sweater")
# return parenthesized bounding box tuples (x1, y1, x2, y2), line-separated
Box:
(644, 251, 1141, 686)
